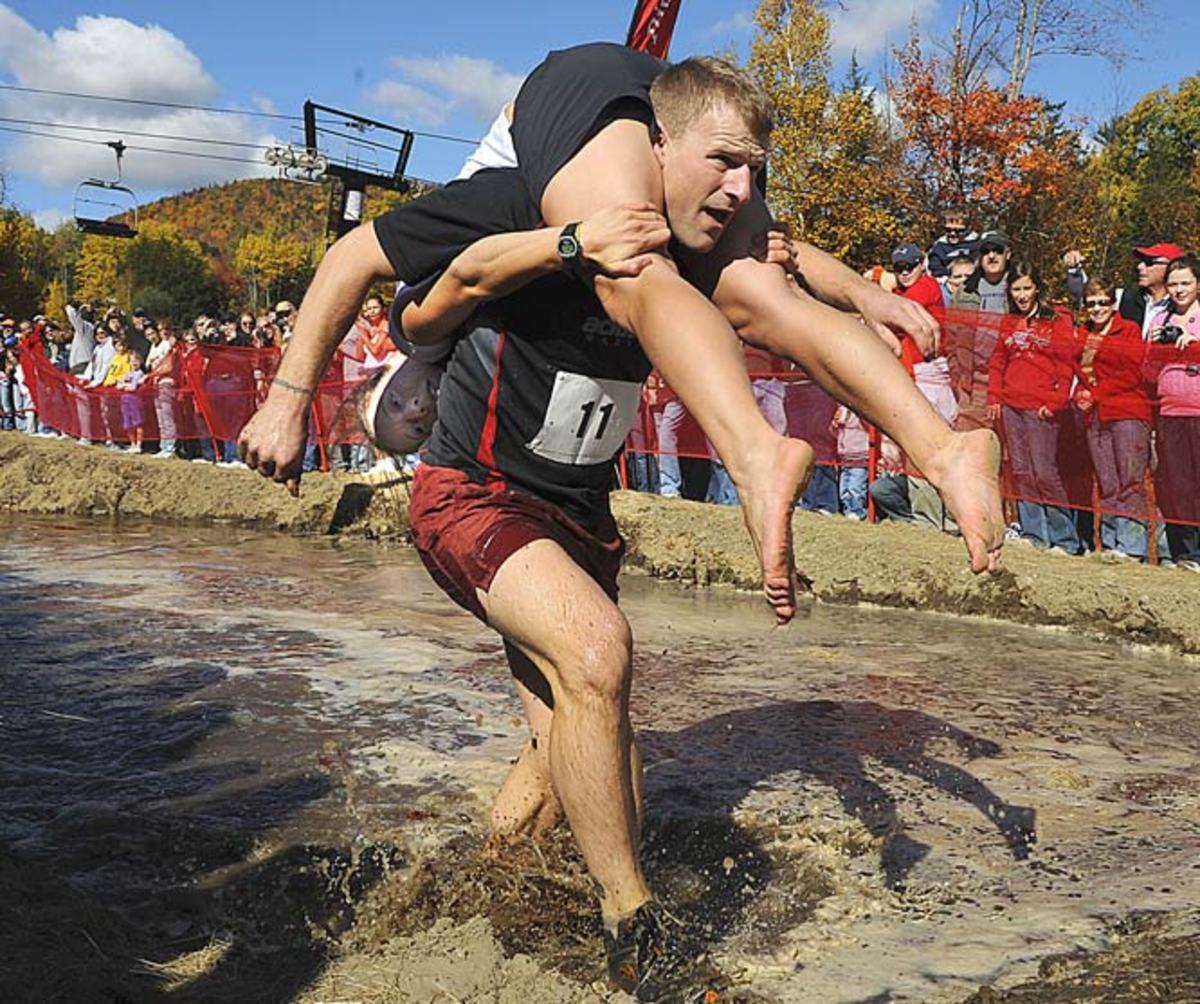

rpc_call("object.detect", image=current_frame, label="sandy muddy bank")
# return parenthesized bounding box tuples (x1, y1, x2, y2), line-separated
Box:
(2, 432, 1198, 655)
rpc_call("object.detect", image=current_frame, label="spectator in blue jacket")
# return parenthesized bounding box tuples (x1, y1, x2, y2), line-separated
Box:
(928, 208, 979, 279)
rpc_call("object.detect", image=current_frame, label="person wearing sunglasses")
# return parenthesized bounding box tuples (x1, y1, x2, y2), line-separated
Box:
(873, 243, 961, 531)
(928, 208, 978, 279)
(1063, 242, 1184, 337)
(948, 230, 1013, 433)
(1072, 278, 1151, 560)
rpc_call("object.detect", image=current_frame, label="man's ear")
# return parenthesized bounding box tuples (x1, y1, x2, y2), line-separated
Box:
(651, 120, 668, 165)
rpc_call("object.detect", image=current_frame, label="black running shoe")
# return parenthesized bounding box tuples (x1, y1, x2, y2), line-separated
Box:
(604, 901, 718, 1002)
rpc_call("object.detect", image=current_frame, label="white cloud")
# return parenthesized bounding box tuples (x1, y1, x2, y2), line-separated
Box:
(367, 79, 450, 127)
(829, 0, 936, 58)
(706, 10, 756, 37)
(371, 54, 524, 128)
(31, 207, 68, 232)
(0, 6, 276, 194)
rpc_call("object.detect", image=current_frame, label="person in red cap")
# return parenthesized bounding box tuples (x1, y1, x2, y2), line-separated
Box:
(1064, 241, 1184, 337)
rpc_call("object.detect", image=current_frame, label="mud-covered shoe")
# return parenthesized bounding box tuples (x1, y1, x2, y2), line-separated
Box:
(604, 901, 717, 1001)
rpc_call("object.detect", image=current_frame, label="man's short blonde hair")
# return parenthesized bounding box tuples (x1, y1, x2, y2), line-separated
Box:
(650, 56, 774, 143)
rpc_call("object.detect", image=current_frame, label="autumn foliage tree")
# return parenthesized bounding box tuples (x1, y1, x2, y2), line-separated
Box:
(233, 232, 314, 312)
(0, 209, 54, 319)
(1080, 75, 1200, 275)
(749, 0, 910, 265)
(889, 32, 1078, 269)
(74, 220, 220, 320)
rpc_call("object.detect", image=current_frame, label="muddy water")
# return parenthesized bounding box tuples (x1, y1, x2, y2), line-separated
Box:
(2, 516, 1198, 1003)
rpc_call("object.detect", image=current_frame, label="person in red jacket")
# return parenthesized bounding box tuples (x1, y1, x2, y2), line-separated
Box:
(986, 261, 1083, 553)
(1073, 278, 1152, 559)
(1144, 253, 1200, 567)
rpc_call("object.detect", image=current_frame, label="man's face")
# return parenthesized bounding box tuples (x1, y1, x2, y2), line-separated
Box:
(1136, 256, 1169, 291)
(894, 257, 925, 289)
(979, 244, 1009, 282)
(654, 103, 766, 252)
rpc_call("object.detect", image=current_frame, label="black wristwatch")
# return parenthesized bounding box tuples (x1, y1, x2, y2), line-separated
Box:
(557, 222, 585, 276)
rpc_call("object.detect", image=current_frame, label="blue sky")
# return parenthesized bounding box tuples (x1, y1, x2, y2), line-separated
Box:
(1, 1, 1194, 229)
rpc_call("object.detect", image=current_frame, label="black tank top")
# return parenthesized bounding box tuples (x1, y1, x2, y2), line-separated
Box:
(423, 273, 652, 528)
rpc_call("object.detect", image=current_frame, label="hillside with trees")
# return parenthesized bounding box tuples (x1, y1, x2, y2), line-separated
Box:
(14, 177, 418, 322)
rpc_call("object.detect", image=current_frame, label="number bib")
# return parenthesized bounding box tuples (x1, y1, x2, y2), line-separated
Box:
(527, 371, 642, 466)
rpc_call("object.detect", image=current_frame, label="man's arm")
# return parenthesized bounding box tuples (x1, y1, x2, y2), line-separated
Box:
(401, 202, 669, 345)
(238, 223, 395, 489)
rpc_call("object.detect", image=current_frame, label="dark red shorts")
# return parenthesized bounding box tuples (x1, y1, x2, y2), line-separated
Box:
(408, 464, 624, 621)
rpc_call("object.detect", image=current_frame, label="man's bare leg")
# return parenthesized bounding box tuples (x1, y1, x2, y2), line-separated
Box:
(538, 119, 812, 620)
(690, 204, 1005, 573)
(490, 670, 563, 843)
(481, 539, 649, 924)
(490, 651, 647, 844)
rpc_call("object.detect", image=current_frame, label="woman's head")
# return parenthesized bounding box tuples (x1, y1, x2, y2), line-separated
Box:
(356, 355, 442, 455)
(1082, 277, 1117, 328)
(1165, 254, 1198, 313)
(1006, 260, 1044, 317)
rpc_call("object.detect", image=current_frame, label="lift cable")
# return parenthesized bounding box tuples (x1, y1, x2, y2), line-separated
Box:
(0, 82, 481, 145)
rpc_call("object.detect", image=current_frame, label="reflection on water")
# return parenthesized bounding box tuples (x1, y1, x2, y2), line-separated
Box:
(1, 515, 1198, 1002)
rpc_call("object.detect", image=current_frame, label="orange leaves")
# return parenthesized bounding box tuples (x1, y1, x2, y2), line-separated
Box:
(890, 40, 1073, 220)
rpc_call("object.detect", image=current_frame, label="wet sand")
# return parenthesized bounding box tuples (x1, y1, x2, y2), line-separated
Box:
(2, 517, 1199, 1001)
(3, 432, 1199, 656)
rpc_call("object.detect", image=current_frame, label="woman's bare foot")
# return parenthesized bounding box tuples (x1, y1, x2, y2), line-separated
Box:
(736, 437, 814, 624)
(924, 429, 1004, 573)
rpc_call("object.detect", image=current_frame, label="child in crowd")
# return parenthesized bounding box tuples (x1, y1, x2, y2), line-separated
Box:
(832, 404, 870, 518)
(116, 349, 146, 453)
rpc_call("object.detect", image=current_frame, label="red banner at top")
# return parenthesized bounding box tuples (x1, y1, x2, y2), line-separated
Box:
(626, 0, 681, 58)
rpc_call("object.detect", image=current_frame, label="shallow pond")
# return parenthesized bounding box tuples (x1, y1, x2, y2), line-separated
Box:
(2, 517, 1197, 1002)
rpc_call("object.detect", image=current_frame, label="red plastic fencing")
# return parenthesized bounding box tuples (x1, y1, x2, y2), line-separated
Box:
(16, 304, 1200, 553)
(20, 341, 366, 464)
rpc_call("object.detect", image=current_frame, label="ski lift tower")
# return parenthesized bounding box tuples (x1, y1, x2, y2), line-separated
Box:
(302, 102, 415, 245)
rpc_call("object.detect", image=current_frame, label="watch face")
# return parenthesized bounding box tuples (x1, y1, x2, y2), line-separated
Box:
(558, 234, 579, 259)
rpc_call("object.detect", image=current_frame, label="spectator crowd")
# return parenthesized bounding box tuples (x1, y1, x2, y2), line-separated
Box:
(2, 294, 399, 473)
(3, 211, 1198, 570)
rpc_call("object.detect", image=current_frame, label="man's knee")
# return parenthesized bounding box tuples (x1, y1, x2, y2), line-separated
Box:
(553, 606, 633, 704)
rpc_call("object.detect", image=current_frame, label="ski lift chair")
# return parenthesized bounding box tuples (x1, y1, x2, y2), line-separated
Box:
(74, 141, 139, 238)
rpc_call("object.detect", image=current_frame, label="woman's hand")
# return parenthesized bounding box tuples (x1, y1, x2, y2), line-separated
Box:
(1176, 331, 1197, 350)
(580, 202, 671, 278)
(986, 403, 1001, 423)
(1037, 405, 1054, 420)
